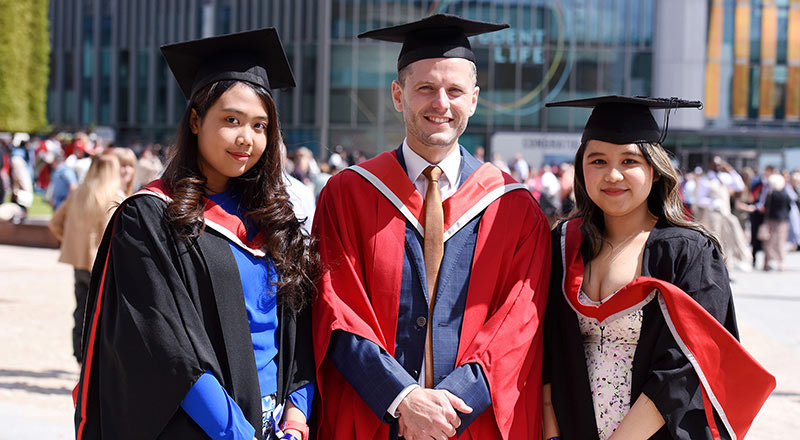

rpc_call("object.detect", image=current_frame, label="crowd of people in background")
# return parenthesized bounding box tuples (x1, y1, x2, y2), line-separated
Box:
(284, 143, 800, 275)
(1, 129, 799, 274)
(0, 131, 166, 222)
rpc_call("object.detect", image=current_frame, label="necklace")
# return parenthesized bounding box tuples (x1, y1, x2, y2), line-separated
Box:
(585, 216, 658, 286)
(604, 214, 658, 249)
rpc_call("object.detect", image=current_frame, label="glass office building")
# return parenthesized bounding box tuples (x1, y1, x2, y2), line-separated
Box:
(46, 0, 799, 167)
(692, 0, 800, 169)
(47, 0, 656, 157)
(324, 0, 656, 156)
(705, 0, 799, 123)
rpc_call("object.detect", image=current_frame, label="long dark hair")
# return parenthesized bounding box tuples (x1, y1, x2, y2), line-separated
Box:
(161, 80, 319, 311)
(570, 140, 721, 257)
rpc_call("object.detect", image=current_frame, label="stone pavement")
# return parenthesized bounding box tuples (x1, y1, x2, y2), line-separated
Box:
(0, 243, 798, 439)
(0, 245, 77, 440)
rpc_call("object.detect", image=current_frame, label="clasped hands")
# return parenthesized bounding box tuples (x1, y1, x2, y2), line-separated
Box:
(396, 387, 473, 440)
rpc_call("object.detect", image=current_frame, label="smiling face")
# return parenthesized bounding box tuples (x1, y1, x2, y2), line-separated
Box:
(391, 57, 479, 163)
(190, 82, 269, 193)
(581, 139, 655, 219)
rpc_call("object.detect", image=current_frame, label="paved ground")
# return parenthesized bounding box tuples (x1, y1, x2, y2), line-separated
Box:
(0, 243, 798, 439)
(0, 245, 78, 439)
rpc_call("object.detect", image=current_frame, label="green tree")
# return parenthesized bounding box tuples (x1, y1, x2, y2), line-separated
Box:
(0, 0, 50, 133)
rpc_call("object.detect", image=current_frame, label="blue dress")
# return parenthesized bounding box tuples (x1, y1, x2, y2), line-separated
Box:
(181, 191, 312, 440)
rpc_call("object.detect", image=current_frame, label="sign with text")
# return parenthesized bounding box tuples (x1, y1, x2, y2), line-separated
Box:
(490, 131, 581, 169)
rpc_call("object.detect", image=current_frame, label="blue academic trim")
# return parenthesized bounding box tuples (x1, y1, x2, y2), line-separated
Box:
(329, 146, 491, 435)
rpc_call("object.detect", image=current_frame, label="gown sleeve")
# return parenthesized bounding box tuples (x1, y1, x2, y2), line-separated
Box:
(641, 234, 737, 440)
(181, 371, 256, 440)
(80, 196, 231, 439)
(542, 226, 564, 386)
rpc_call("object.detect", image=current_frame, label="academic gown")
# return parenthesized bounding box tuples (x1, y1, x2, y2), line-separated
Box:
(73, 181, 315, 440)
(544, 219, 775, 440)
(327, 146, 494, 437)
(312, 148, 551, 440)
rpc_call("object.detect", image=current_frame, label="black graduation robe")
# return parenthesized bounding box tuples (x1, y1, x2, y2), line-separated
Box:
(73, 188, 315, 439)
(544, 219, 739, 440)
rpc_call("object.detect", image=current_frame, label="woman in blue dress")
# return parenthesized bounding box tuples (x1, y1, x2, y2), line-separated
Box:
(74, 28, 319, 440)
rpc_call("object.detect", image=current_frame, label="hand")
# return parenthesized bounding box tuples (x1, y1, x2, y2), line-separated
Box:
(396, 387, 472, 440)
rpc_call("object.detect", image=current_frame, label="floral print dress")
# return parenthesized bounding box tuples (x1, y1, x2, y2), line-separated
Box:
(578, 290, 648, 440)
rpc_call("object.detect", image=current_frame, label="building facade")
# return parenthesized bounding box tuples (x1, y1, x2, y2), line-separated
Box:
(45, 0, 800, 168)
(694, 0, 800, 169)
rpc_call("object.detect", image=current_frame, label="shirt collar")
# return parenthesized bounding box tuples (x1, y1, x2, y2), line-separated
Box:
(401, 139, 462, 187)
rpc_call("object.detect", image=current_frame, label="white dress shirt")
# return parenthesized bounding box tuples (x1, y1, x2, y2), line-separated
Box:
(283, 173, 316, 234)
(386, 139, 464, 418)
(402, 139, 463, 202)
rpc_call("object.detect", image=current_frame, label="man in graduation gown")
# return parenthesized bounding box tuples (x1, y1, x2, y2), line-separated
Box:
(312, 14, 551, 440)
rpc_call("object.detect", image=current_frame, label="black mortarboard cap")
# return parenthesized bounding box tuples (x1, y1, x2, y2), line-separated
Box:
(160, 28, 295, 99)
(358, 14, 509, 71)
(546, 95, 703, 144)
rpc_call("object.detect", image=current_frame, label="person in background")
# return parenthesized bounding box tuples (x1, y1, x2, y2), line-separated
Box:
(694, 158, 752, 271)
(46, 151, 79, 210)
(510, 153, 530, 182)
(528, 165, 562, 226)
(135, 143, 165, 188)
(733, 166, 755, 231)
(543, 95, 774, 440)
(48, 154, 122, 364)
(491, 151, 510, 173)
(72, 29, 319, 440)
(10, 134, 36, 185)
(761, 173, 794, 271)
(0, 155, 34, 223)
(34, 134, 62, 191)
(280, 135, 316, 234)
(0, 138, 9, 203)
(792, 171, 800, 215)
(65, 137, 93, 183)
(781, 169, 800, 250)
(472, 145, 485, 162)
(748, 165, 774, 265)
(327, 144, 348, 172)
(311, 162, 332, 199)
(110, 147, 138, 196)
(558, 162, 576, 217)
(289, 146, 315, 187)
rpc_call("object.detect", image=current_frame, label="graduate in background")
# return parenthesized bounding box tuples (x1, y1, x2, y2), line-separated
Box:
(73, 29, 319, 440)
(542, 96, 775, 440)
(312, 14, 551, 440)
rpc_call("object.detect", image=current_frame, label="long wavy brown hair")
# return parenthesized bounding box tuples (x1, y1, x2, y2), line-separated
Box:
(161, 79, 319, 311)
(570, 140, 721, 257)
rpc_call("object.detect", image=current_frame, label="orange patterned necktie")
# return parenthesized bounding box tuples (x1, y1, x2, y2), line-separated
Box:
(421, 165, 444, 387)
